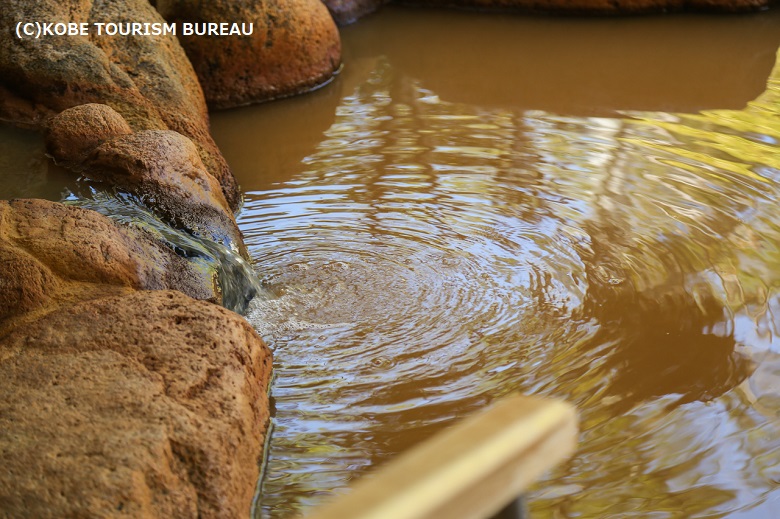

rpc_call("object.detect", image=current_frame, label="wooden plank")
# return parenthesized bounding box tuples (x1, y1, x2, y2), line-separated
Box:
(306, 395, 578, 519)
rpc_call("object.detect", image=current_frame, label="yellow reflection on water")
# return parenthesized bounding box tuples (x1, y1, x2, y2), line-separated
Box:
(210, 9, 780, 519)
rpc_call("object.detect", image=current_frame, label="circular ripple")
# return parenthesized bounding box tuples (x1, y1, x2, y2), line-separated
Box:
(242, 166, 588, 516)
(238, 59, 780, 519)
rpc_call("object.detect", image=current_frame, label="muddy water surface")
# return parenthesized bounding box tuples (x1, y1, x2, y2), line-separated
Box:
(210, 7, 780, 518)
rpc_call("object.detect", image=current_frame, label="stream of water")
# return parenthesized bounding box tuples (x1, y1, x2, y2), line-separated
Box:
(210, 6, 780, 518)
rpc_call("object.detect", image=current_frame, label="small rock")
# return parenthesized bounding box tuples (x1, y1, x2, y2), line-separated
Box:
(86, 129, 245, 250)
(44, 104, 133, 165)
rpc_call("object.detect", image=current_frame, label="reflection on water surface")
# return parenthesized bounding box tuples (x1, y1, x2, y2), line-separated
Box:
(210, 7, 780, 518)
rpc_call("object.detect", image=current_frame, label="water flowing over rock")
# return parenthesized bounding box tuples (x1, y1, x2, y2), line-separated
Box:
(0, 0, 291, 516)
(155, 0, 342, 108)
(0, 290, 272, 518)
(0, 199, 219, 325)
(87, 131, 238, 242)
(0, 0, 241, 210)
(45, 104, 246, 254)
(0, 200, 272, 517)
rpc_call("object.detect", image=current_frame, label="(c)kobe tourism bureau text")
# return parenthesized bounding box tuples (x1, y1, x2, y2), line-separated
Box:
(14, 21, 254, 39)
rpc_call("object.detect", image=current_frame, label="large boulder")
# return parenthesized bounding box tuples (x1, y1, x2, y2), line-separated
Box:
(0, 0, 241, 210)
(0, 198, 219, 325)
(155, 0, 342, 108)
(0, 290, 272, 518)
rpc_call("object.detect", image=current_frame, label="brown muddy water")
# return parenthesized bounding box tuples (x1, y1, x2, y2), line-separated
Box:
(1, 5, 777, 519)
(210, 6, 780, 518)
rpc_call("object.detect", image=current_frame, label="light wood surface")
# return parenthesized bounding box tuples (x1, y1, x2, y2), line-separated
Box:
(305, 394, 578, 519)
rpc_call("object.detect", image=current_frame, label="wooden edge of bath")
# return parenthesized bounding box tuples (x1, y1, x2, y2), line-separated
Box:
(305, 395, 578, 519)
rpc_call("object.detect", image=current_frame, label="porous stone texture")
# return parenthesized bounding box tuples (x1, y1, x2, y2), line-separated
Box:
(395, 0, 769, 14)
(0, 290, 272, 518)
(0, 198, 219, 326)
(88, 131, 243, 248)
(2, 1, 279, 517)
(44, 103, 133, 165)
(45, 104, 245, 250)
(155, 0, 342, 108)
(0, 0, 240, 210)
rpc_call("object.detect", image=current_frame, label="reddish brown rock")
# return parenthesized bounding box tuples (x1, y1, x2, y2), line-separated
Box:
(0, 290, 272, 518)
(396, 0, 769, 13)
(44, 103, 133, 165)
(0, 0, 240, 209)
(0, 243, 60, 321)
(86, 129, 245, 250)
(87, 129, 230, 212)
(0, 199, 219, 319)
(43, 103, 243, 254)
(44, 104, 245, 253)
(155, 0, 342, 108)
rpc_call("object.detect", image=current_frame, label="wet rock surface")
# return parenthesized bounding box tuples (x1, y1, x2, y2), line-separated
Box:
(0, 200, 272, 517)
(45, 104, 245, 253)
(0, 0, 240, 210)
(87, 131, 244, 248)
(0, 199, 219, 323)
(0, 0, 302, 516)
(155, 0, 342, 108)
(1, 0, 770, 517)
(0, 290, 272, 518)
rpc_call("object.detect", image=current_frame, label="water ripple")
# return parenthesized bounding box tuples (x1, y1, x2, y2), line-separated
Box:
(238, 48, 780, 519)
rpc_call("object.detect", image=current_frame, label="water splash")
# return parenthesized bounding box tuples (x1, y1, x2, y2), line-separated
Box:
(64, 187, 272, 314)
(229, 50, 780, 519)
